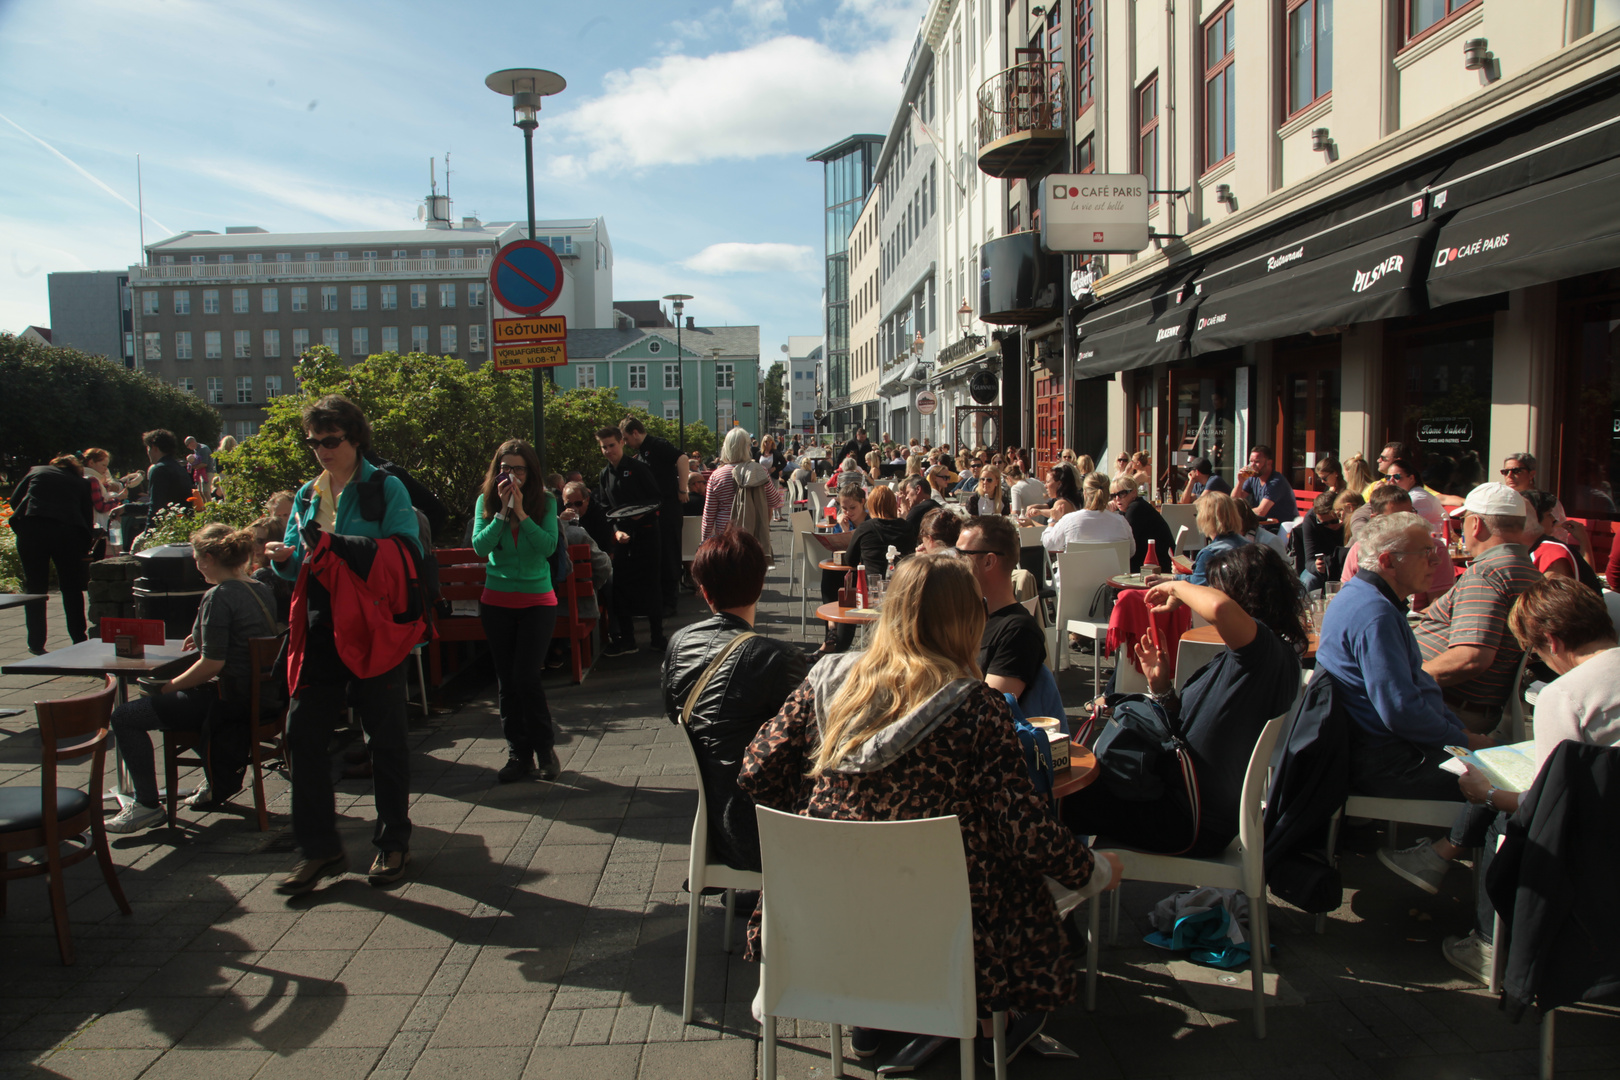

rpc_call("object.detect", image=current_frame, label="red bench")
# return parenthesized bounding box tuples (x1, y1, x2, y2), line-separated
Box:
(428, 547, 485, 688)
(554, 543, 599, 684)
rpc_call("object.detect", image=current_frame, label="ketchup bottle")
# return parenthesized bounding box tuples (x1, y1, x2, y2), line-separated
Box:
(855, 565, 869, 609)
(1143, 539, 1161, 576)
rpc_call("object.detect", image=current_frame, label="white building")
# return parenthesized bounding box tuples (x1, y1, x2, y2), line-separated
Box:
(786, 334, 824, 441)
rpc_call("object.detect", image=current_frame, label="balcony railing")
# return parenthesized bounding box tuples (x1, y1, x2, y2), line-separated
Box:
(132, 257, 494, 282)
(976, 59, 1067, 179)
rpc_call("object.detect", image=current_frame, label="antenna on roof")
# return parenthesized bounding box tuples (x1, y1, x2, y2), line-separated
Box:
(444, 152, 452, 202)
(430, 156, 437, 196)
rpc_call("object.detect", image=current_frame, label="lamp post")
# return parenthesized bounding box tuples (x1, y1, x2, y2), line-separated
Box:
(663, 293, 692, 449)
(957, 298, 974, 340)
(711, 346, 725, 434)
(485, 67, 566, 459)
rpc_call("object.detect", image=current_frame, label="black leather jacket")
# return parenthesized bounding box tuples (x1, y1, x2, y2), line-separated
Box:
(662, 613, 809, 871)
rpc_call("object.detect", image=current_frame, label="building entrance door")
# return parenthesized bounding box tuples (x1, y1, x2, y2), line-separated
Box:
(1033, 372, 1064, 475)
(1273, 340, 1341, 490)
(1164, 366, 1238, 489)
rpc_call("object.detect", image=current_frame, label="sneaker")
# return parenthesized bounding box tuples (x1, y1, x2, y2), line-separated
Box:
(1442, 931, 1493, 985)
(104, 802, 165, 833)
(367, 850, 410, 887)
(497, 755, 532, 783)
(877, 1034, 952, 1075)
(976, 1011, 1047, 1066)
(537, 748, 562, 782)
(182, 786, 228, 811)
(275, 852, 349, 895)
(1377, 837, 1451, 895)
(850, 1027, 885, 1059)
(602, 639, 637, 658)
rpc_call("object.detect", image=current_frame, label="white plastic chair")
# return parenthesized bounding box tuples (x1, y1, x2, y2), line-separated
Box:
(681, 515, 702, 564)
(1086, 710, 1292, 1039)
(1158, 504, 1201, 554)
(754, 807, 1008, 1080)
(1055, 546, 1127, 691)
(798, 532, 832, 639)
(786, 509, 813, 588)
(675, 718, 762, 1023)
(1112, 655, 1149, 695)
(1172, 638, 1227, 690)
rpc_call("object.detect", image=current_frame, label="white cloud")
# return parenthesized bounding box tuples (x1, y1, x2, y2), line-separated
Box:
(683, 242, 815, 275)
(185, 161, 419, 231)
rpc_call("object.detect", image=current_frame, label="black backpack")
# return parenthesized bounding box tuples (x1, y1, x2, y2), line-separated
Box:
(1092, 693, 1202, 855)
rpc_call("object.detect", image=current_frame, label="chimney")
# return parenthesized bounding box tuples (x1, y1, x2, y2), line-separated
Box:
(686, 316, 695, 330)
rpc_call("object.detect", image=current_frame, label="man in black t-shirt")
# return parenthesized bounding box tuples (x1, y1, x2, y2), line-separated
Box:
(620, 416, 689, 615)
(598, 427, 666, 655)
(960, 517, 1046, 702)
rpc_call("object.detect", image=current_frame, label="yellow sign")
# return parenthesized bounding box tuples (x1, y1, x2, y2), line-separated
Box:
(494, 340, 568, 370)
(493, 315, 566, 342)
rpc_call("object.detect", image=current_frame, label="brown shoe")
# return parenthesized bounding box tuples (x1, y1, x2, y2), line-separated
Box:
(368, 850, 410, 887)
(275, 852, 349, 895)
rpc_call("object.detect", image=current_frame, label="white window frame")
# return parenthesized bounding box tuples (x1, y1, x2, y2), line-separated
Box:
(264, 375, 283, 398)
(178, 377, 194, 394)
(263, 329, 280, 357)
(663, 400, 681, 421)
(716, 363, 735, 389)
(380, 284, 398, 311)
(628, 364, 648, 390)
(577, 364, 597, 389)
(411, 326, 429, 352)
(261, 287, 278, 313)
(203, 290, 219, 314)
(468, 282, 486, 308)
(236, 375, 253, 404)
(232, 288, 249, 314)
(292, 329, 310, 355)
(206, 376, 224, 404)
(410, 284, 427, 309)
(440, 325, 458, 354)
(664, 363, 679, 390)
(173, 290, 189, 315)
(468, 325, 486, 353)
(234, 329, 251, 359)
(175, 331, 192, 360)
(352, 327, 369, 357)
(439, 283, 456, 309)
(204, 331, 222, 360)
(291, 287, 308, 312)
(320, 286, 338, 312)
(143, 331, 162, 360)
(350, 285, 367, 311)
(322, 328, 340, 350)
(382, 326, 399, 353)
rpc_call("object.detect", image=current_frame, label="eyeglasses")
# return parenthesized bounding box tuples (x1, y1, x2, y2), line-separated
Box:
(1499, 467, 1529, 476)
(498, 464, 528, 475)
(1387, 473, 1410, 482)
(303, 435, 347, 450)
(953, 547, 997, 559)
(1392, 546, 1439, 562)
(564, 500, 585, 509)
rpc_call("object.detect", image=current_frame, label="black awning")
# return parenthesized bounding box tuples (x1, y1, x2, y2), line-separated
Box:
(1189, 222, 1435, 355)
(1428, 155, 1620, 308)
(1073, 275, 1200, 378)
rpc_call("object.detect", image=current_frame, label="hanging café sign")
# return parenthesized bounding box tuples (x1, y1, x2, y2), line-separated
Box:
(1039, 174, 1151, 253)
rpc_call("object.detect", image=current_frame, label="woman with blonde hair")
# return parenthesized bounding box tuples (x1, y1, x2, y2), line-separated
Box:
(1342, 452, 1377, 494)
(740, 555, 1119, 1065)
(1164, 491, 1250, 587)
(1041, 470, 1135, 555)
(1075, 454, 1096, 476)
(967, 465, 1011, 516)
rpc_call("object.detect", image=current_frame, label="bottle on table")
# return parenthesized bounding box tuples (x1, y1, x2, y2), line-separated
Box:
(855, 564, 869, 609)
(1142, 539, 1161, 577)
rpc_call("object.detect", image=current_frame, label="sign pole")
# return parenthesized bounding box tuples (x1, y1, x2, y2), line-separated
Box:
(523, 125, 545, 459)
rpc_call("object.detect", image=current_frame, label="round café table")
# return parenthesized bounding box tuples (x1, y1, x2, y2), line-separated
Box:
(819, 560, 850, 573)
(1181, 622, 1320, 661)
(1052, 747, 1099, 799)
(815, 602, 878, 625)
(1107, 574, 1149, 590)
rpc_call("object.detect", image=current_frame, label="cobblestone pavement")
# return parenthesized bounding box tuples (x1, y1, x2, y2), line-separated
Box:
(1, 523, 1616, 1079)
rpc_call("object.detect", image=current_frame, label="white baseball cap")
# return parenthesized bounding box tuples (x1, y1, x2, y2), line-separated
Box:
(1461, 482, 1529, 517)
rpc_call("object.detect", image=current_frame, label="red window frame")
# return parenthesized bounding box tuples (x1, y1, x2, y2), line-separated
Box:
(1076, 133, 1095, 174)
(1402, 0, 1481, 47)
(1285, 0, 1332, 120)
(1138, 75, 1160, 203)
(1073, 0, 1096, 116)
(1202, 3, 1236, 172)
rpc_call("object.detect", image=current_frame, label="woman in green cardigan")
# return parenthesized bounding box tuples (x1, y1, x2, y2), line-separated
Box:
(473, 439, 561, 783)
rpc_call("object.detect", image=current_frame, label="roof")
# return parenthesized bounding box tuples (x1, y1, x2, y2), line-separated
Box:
(21, 325, 51, 343)
(147, 218, 602, 253)
(807, 134, 885, 162)
(565, 325, 761, 359)
(613, 300, 672, 327)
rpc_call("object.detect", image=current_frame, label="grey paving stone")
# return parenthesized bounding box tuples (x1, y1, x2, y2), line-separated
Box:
(406, 1046, 531, 1080)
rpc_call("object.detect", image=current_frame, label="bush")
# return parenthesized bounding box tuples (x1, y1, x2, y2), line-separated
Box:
(0, 506, 21, 592)
(0, 333, 220, 480)
(136, 499, 261, 551)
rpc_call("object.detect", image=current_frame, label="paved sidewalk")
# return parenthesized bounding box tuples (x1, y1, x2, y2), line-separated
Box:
(1, 526, 1616, 1079)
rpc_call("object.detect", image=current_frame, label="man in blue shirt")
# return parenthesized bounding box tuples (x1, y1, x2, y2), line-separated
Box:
(1316, 512, 1496, 801)
(1178, 456, 1230, 502)
(1239, 444, 1296, 521)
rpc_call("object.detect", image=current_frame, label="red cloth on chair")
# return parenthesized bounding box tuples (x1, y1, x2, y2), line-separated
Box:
(1106, 588, 1192, 675)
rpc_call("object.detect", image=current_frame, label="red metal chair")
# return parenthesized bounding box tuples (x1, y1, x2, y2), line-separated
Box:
(553, 543, 598, 684)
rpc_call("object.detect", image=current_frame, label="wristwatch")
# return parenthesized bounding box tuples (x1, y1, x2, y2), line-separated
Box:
(1484, 786, 1502, 812)
(1146, 686, 1177, 706)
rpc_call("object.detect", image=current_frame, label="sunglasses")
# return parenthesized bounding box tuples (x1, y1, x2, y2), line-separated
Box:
(1500, 467, 1529, 476)
(565, 500, 585, 509)
(303, 435, 347, 450)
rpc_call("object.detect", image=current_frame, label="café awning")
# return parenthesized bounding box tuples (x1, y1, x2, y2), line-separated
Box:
(1427, 155, 1620, 308)
(1073, 275, 1200, 378)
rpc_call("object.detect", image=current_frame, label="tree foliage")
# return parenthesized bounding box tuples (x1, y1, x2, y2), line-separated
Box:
(763, 361, 786, 432)
(0, 333, 220, 481)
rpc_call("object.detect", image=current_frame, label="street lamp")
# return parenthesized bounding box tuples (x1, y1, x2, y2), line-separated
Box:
(956, 298, 974, 340)
(663, 293, 692, 449)
(485, 67, 566, 461)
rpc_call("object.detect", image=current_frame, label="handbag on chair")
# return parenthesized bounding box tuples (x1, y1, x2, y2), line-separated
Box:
(1091, 693, 1203, 855)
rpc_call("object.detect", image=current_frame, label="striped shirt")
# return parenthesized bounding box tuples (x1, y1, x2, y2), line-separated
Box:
(1414, 543, 1542, 709)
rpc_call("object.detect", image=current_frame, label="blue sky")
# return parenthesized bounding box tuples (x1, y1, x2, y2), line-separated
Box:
(0, 0, 922, 359)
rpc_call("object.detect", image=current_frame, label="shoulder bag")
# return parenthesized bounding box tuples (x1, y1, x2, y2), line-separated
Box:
(680, 631, 758, 729)
(1091, 693, 1203, 855)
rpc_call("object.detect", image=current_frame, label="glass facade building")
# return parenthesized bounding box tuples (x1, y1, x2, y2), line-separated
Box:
(809, 135, 883, 435)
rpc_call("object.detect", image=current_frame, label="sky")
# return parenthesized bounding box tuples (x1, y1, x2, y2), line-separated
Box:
(0, 0, 924, 361)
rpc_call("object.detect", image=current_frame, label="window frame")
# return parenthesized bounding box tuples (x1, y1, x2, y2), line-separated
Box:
(204, 330, 222, 360)
(577, 364, 597, 389)
(1402, 0, 1480, 47)
(291, 287, 309, 312)
(236, 375, 253, 404)
(1074, 0, 1096, 116)
(174, 331, 191, 360)
(202, 289, 220, 315)
(1284, 0, 1332, 121)
(263, 329, 280, 358)
(1201, 4, 1237, 173)
(206, 376, 223, 404)
(232, 288, 249, 315)
(261, 287, 278, 313)
(1137, 74, 1161, 203)
(234, 329, 251, 359)
(320, 286, 338, 312)
(173, 290, 190, 315)
(628, 363, 648, 390)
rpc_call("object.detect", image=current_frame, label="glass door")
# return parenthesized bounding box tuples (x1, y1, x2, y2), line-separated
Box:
(1273, 339, 1341, 489)
(1165, 365, 1239, 488)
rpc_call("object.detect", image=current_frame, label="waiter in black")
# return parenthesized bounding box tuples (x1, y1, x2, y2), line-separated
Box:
(619, 416, 688, 617)
(597, 426, 666, 655)
(837, 426, 873, 472)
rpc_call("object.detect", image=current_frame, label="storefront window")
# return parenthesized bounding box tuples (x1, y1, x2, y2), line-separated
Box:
(1389, 314, 1494, 498)
(1168, 366, 1239, 488)
(1558, 276, 1620, 521)
(1274, 338, 1341, 489)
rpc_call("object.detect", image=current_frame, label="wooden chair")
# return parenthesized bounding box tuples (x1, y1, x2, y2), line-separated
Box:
(428, 547, 487, 686)
(1, 676, 129, 964)
(163, 635, 290, 831)
(553, 543, 598, 685)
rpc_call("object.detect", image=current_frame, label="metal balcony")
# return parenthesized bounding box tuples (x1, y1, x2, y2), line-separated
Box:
(975, 58, 1067, 180)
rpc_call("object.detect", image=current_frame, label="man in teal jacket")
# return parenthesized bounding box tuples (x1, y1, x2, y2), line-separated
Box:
(266, 395, 422, 895)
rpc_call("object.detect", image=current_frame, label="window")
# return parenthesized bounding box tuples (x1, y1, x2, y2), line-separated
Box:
(382, 326, 399, 352)
(137, 290, 156, 319)
(332, 252, 348, 262)
(249, 253, 262, 263)
(293, 329, 310, 354)
(277, 253, 291, 262)
(234, 421, 259, 439)
(350, 285, 367, 311)
(125, 331, 134, 359)
(448, 248, 463, 258)
(231, 288, 248, 314)
(172, 290, 190, 315)
(206, 377, 223, 404)
(160, 255, 174, 265)
(648, 339, 663, 354)
(320, 286, 338, 311)
(263, 329, 280, 357)
(261, 287, 278, 313)
(203, 289, 220, 314)
(361, 250, 377, 260)
(468, 282, 486, 308)
(716, 363, 735, 389)
(664, 401, 681, 421)
(234, 330, 251, 359)
(352, 327, 369, 357)
(1407, 0, 1477, 42)
(1287, 0, 1332, 116)
(439, 283, 456, 308)
(178, 377, 194, 394)
(469, 325, 485, 353)
(628, 364, 647, 390)
(577, 364, 597, 389)
(191, 255, 206, 265)
(237, 376, 253, 404)
(411, 326, 429, 352)
(410, 284, 428, 309)
(476, 247, 492, 258)
(219, 254, 233, 263)
(291, 287, 308, 312)
(1138, 76, 1161, 197)
(265, 375, 282, 398)
(1076, 133, 1096, 173)
(391, 249, 407, 259)
(204, 331, 222, 360)
(1075, 0, 1096, 113)
(664, 363, 680, 390)
(440, 325, 457, 353)
(305, 252, 319, 262)
(421, 249, 436, 259)
(322, 328, 340, 350)
(717, 400, 736, 429)
(175, 331, 192, 360)
(1203, 7, 1236, 169)
(380, 284, 398, 310)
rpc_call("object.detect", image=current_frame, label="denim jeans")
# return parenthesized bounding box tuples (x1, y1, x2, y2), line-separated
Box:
(110, 685, 218, 807)
(1448, 802, 1506, 941)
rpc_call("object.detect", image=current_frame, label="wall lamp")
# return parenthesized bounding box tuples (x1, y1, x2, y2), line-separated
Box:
(1215, 183, 1235, 209)
(1464, 38, 1500, 84)
(1310, 127, 1338, 162)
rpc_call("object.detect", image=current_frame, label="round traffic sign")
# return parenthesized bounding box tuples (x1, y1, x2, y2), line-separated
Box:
(489, 240, 565, 315)
(915, 390, 938, 415)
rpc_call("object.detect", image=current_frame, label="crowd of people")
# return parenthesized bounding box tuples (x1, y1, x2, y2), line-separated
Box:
(8, 409, 1618, 1066)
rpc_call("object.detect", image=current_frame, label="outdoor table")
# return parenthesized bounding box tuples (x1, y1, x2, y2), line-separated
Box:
(1107, 574, 1149, 590)
(815, 602, 879, 625)
(1052, 746, 1099, 799)
(0, 593, 49, 610)
(1180, 623, 1319, 661)
(819, 560, 850, 573)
